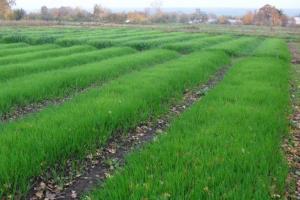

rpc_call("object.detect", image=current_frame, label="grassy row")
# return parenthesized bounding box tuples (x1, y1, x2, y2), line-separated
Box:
(207, 37, 261, 56)
(0, 49, 177, 116)
(1, 29, 162, 45)
(21, 28, 142, 41)
(253, 38, 291, 61)
(0, 29, 200, 50)
(0, 29, 117, 44)
(0, 45, 95, 66)
(0, 47, 134, 81)
(0, 42, 28, 50)
(89, 55, 290, 199)
(55, 30, 164, 47)
(163, 35, 233, 53)
(0, 44, 58, 57)
(2, 34, 57, 45)
(0, 51, 230, 198)
(87, 32, 188, 49)
(0, 28, 80, 36)
(123, 34, 202, 50)
(14, 29, 92, 38)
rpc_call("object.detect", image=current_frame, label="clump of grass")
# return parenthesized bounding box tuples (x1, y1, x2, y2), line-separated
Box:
(1, 34, 28, 43)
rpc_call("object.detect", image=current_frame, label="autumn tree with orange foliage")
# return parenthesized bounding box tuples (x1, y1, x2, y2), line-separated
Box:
(254, 4, 287, 26)
(218, 16, 229, 24)
(0, 0, 15, 19)
(242, 11, 255, 25)
(242, 5, 288, 26)
(127, 11, 148, 23)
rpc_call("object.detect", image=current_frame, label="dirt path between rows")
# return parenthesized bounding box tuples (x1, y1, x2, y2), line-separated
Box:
(28, 60, 237, 200)
(290, 43, 300, 65)
(0, 82, 101, 123)
(285, 43, 300, 199)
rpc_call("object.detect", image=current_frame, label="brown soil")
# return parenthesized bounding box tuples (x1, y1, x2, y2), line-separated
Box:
(0, 82, 101, 123)
(285, 43, 300, 199)
(289, 43, 300, 64)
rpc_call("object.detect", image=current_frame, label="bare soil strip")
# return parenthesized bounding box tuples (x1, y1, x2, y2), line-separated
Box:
(290, 43, 300, 64)
(285, 43, 300, 199)
(27, 61, 235, 200)
(1, 82, 101, 123)
(1, 97, 71, 123)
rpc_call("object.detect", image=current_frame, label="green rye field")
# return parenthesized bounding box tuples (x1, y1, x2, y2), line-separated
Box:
(0, 26, 296, 200)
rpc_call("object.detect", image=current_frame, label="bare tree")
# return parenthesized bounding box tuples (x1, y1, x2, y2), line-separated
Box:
(13, 8, 25, 20)
(93, 4, 110, 21)
(41, 6, 51, 21)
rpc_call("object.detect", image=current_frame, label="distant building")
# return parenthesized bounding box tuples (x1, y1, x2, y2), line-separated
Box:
(188, 19, 202, 24)
(206, 18, 218, 24)
(228, 19, 242, 25)
(295, 17, 300, 25)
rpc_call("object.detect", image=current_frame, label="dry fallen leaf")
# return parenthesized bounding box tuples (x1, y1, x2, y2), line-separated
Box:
(71, 190, 77, 199)
(108, 147, 116, 154)
(45, 191, 56, 200)
(104, 172, 112, 178)
(35, 191, 44, 199)
(162, 192, 171, 199)
(203, 186, 209, 192)
(156, 129, 163, 134)
(40, 182, 46, 190)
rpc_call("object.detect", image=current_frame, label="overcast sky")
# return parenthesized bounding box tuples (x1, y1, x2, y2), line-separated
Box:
(14, 0, 300, 11)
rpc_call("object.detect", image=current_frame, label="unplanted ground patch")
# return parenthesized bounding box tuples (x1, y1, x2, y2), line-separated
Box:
(289, 43, 300, 64)
(285, 43, 300, 199)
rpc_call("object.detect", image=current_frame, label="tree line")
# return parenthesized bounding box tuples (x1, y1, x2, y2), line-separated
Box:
(0, 1, 298, 26)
